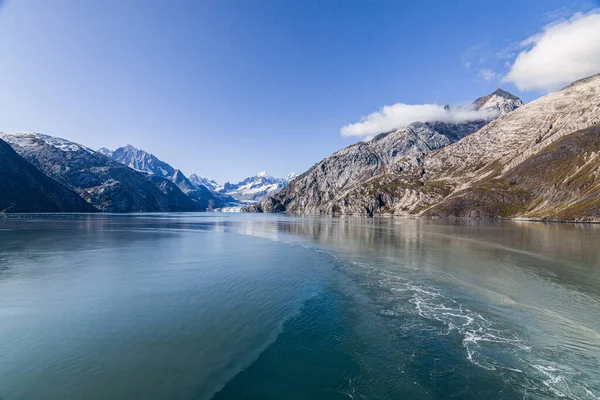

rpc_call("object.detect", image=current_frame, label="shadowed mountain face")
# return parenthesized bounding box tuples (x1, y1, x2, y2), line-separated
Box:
(0, 138, 97, 213)
(0, 133, 198, 213)
(170, 170, 228, 209)
(252, 76, 600, 221)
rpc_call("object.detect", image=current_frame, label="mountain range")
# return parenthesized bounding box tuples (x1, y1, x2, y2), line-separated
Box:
(99, 145, 295, 204)
(216, 171, 297, 203)
(0, 133, 199, 212)
(250, 74, 600, 222)
(2, 75, 599, 220)
(0, 134, 294, 213)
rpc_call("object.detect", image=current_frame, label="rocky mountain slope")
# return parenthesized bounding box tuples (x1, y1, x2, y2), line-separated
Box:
(0, 138, 97, 213)
(251, 89, 523, 213)
(251, 77, 600, 221)
(423, 125, 600, 220)
(0, 133, 198, 212)
(171, 169, 228, 209)
(99, 144, 298, 205)
(99, 144, 228, 208)
(473, 88, 523, 114)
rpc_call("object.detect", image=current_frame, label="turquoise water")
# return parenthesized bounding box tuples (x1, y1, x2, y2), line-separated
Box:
(0, 214, 599, 399)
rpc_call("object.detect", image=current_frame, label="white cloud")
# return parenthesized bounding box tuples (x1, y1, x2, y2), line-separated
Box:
(340, 103, 498, 138)
(503, 11, 600, 92)
(479, 69, 497, 81)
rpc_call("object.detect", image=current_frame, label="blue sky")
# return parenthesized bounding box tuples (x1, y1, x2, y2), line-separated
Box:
(0, 0, 598, 183)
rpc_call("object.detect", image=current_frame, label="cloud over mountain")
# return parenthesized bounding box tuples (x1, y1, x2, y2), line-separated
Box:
(340, 103, 498, 139)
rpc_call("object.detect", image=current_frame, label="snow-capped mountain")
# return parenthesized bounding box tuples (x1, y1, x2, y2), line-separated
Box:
(473, 88, 524, 115)
(0, 137, 96, 213)
(98, 145, 176, 178)
(189, 174, 222, 192)
(285, 172, 298, 182)
(0, 133, 198, 212)
(216, 171, 296, 202)
(8, 132, 96, 154)
(170, 169, 229, 209)
(186, 171, 296, 203)
(100, 145, 290, 206)
(99, 144, 228, 209)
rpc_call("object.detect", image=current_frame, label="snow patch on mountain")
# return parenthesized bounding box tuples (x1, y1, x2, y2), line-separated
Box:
(189, 171, 296, 203)
(2, 132, 96, 154)
(473, 89, 524, 115)
(100, 145, 176, 178)
(189, 174, 223, 192)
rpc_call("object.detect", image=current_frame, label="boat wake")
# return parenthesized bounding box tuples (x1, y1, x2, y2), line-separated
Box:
(346, 261, 600, 400)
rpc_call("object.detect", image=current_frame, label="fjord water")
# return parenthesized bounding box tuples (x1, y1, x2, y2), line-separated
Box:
(0, 215, 599, 400)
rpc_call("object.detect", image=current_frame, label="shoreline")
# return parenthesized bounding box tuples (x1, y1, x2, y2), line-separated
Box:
(1, 211, 599, 225)
(246, 211, 600, 225)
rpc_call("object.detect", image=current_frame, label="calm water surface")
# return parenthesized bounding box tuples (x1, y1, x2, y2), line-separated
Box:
(0, 214, 599, 399)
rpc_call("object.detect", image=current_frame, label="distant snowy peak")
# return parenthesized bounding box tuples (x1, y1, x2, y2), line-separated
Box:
(189, 174, 222, 192)
(97, 147, 114, 158)
(249, 171, 297, 184)
(285, 172, 297, 183)
(473, 89, 524, 115)
(198, 171, 297, 203)
(99, 144, 176, 178)
(1, 132, 95, 154)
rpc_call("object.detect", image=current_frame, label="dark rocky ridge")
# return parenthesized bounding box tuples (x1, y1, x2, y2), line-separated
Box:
(0, 133, 198, 213)
(0, 138, 97, 213)
(171, 169, 226, 209)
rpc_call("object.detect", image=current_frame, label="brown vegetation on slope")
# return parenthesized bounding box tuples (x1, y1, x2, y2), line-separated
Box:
(424, 125, 600, 221)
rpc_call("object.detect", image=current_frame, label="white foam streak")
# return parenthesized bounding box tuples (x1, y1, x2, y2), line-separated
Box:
(351, 261, 599, 399)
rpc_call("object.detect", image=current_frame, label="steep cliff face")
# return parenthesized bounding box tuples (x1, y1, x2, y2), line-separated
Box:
(0, 138, 97, 213)
(252, 75, 600, 221)
(0, 133, 198, 212)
